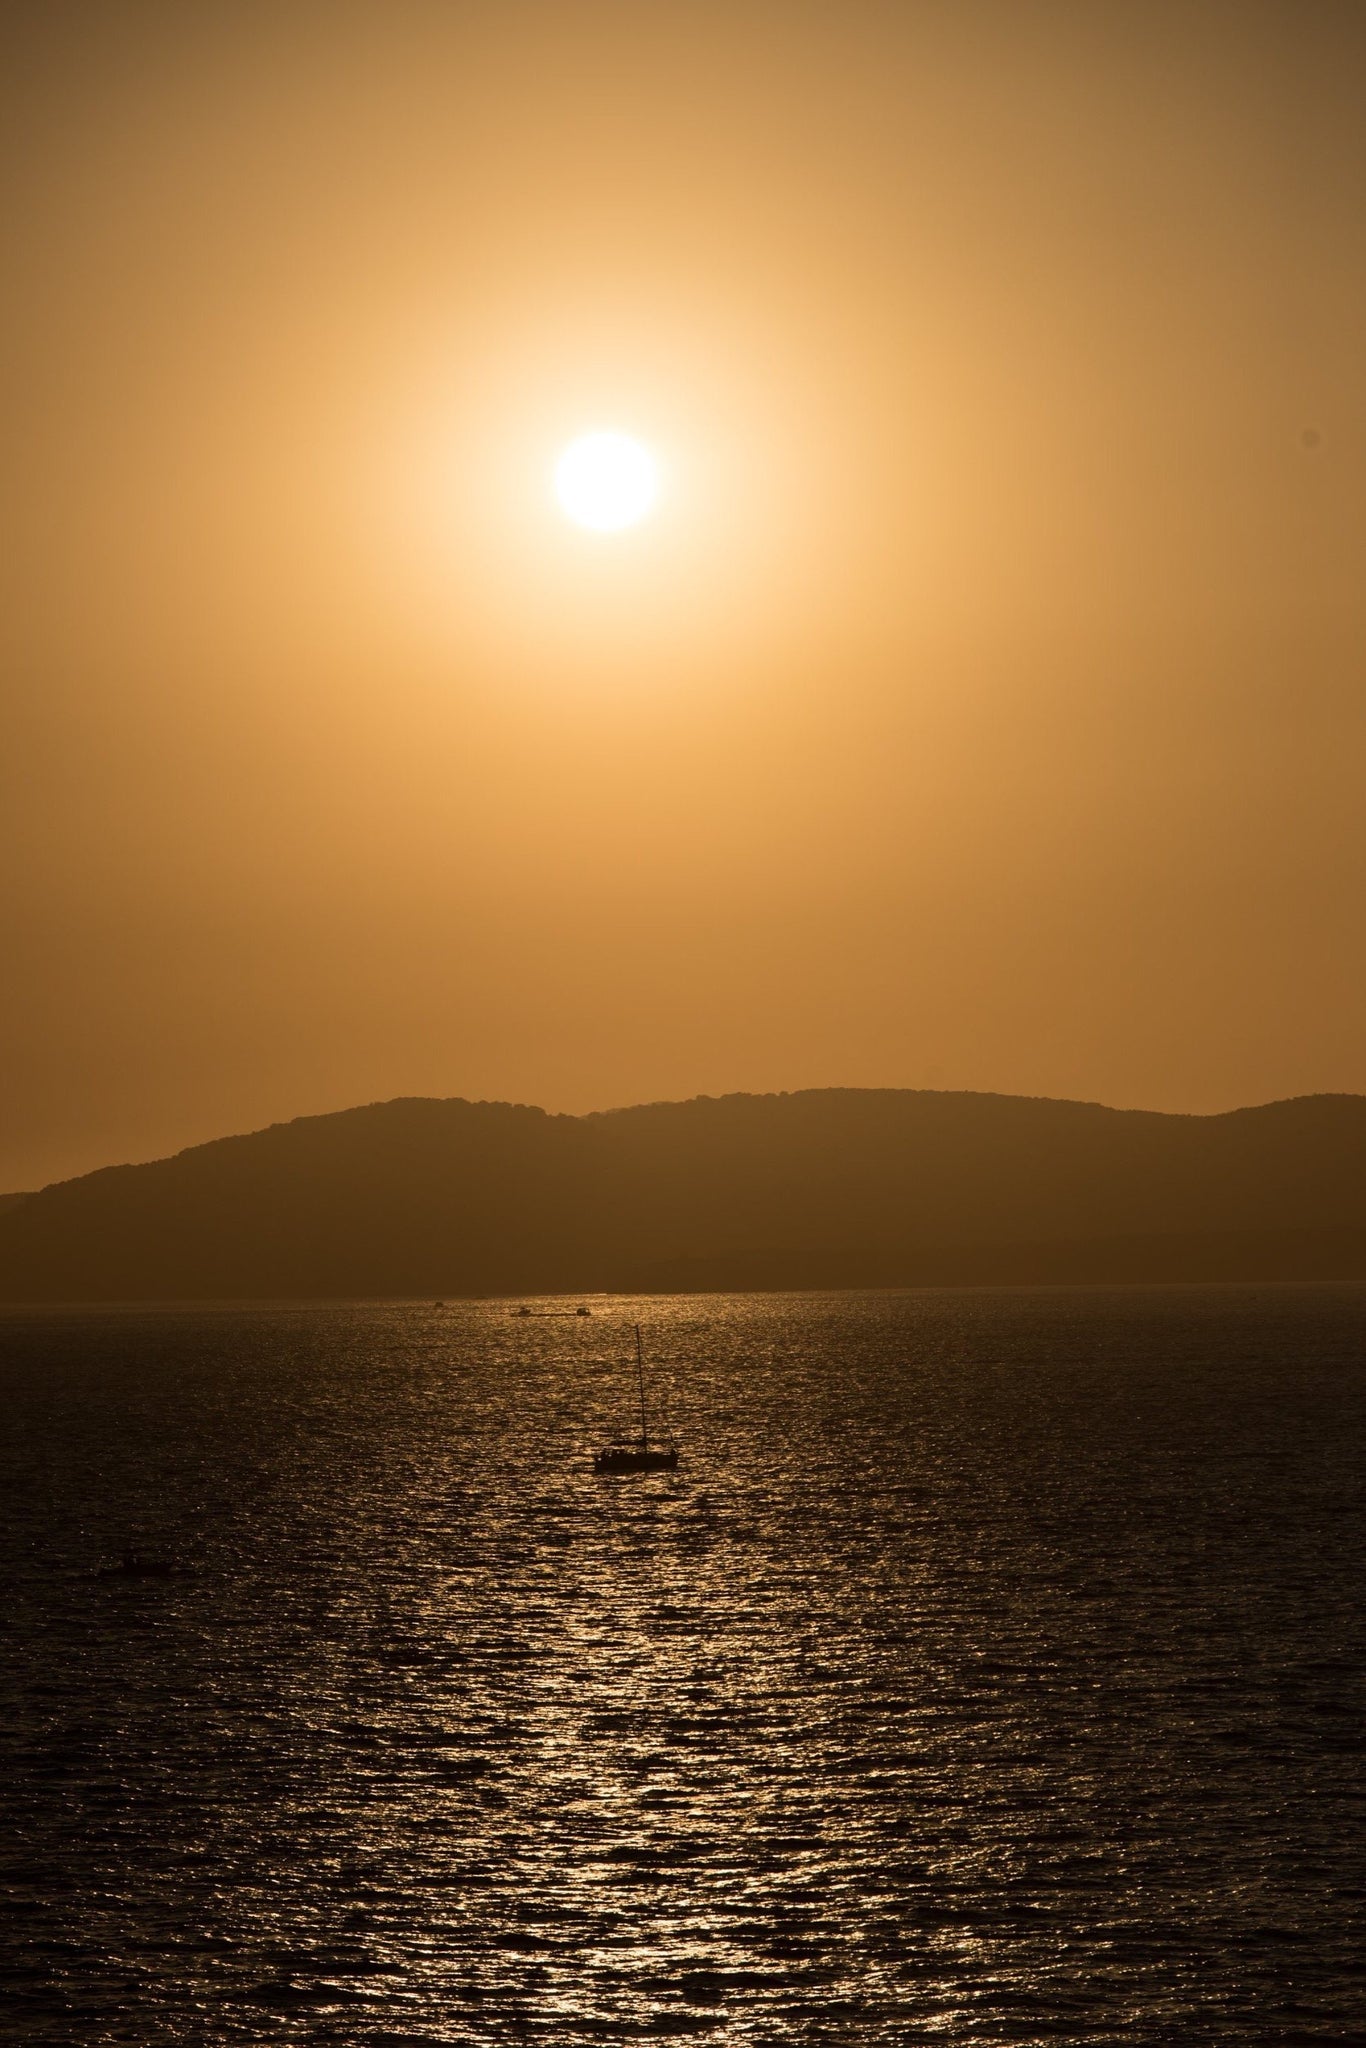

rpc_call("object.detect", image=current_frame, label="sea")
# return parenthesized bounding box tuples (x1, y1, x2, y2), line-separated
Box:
(1, 1286, 1363, 2045)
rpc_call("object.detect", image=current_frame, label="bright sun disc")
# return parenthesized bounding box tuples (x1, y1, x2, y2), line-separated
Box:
(555, 431, 659, 531)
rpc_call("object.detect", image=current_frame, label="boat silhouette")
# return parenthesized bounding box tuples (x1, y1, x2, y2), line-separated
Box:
(98, 1549, 175, 1579)
(594, 1324, 678, 1475)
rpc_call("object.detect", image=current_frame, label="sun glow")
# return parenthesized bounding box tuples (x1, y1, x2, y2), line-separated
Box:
(554, 431, 659, 532)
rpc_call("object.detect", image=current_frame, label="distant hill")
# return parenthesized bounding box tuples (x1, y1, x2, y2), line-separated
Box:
(1, 1089, 1364, 1302)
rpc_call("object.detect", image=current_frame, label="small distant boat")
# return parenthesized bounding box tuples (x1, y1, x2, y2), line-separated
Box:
(99, 1550, 174, 1579)
(594, 1324, 678, 1475)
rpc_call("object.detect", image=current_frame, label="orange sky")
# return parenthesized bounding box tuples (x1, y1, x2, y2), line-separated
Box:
(2, 0, 1363, 1189)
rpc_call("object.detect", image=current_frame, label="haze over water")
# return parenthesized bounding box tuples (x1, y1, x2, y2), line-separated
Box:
(3, 1286, 1362, 2044)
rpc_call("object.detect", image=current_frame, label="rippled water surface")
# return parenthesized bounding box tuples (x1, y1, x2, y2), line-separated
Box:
(2, 1288, 1364, 2044)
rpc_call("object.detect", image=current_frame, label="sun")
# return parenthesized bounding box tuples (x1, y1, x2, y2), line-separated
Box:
(554, 431, 659, 532)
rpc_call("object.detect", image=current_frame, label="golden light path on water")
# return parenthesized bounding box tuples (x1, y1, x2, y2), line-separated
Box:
(292, 1299, 1024, 2037)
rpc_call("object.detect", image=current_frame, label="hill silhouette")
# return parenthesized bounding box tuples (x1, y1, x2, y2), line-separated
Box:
(1, 1089, 1364, 1302)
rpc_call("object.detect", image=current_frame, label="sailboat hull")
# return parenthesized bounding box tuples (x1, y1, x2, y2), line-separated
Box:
(593, 1447, 678, 1475)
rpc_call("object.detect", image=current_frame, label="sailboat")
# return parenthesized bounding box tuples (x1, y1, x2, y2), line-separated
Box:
(593, 1324, 679, 1474)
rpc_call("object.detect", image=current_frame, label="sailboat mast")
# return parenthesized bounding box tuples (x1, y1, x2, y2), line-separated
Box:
(635, 1323, 648, 1447)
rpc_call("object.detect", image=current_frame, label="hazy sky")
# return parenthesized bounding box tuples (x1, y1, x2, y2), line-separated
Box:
(2, 0, 1363, 1188)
